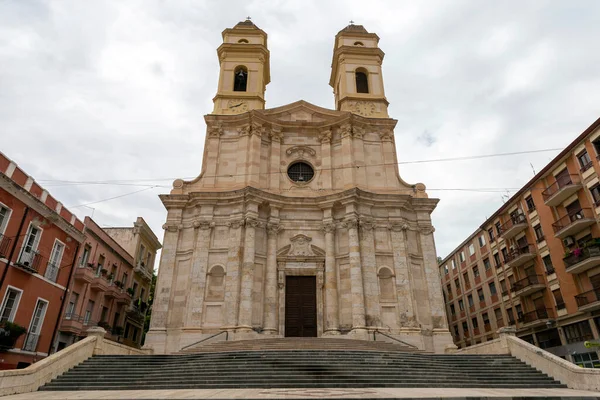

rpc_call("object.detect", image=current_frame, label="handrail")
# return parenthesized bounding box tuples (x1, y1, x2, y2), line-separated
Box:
(179, 330, 228, 351)
(372, 329, 418, 349)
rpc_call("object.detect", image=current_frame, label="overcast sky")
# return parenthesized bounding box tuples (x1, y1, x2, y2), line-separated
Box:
(2, 0, 600, 262)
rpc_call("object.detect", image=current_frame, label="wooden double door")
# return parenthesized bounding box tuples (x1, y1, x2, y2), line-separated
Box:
(284, 276, 317, 337)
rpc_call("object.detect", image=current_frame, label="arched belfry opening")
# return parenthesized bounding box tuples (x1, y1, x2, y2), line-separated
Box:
(355, 69, 369, 93)
(234, 66, 248, 92)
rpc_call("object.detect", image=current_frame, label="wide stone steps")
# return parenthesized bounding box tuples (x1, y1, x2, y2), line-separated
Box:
(41, 347, 566, 391)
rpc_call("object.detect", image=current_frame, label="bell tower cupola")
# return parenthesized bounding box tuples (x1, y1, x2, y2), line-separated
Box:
(212, 19, 271, 115)
(329, 24, 389, 118)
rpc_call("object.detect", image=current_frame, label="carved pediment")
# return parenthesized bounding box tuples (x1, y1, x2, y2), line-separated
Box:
(258, 100, 345, 125)
(277, 233, 326, 258)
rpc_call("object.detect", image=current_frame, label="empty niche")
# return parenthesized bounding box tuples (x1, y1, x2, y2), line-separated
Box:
(378, 266, 395, 301)
(205, 265, 226, 301)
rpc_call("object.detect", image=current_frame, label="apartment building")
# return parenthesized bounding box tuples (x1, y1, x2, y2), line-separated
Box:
(439, 117, 600, 368)
(0, 152, 85, 369)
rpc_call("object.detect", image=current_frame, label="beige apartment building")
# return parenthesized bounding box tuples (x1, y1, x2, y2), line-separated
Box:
(440, 117, 600, 368)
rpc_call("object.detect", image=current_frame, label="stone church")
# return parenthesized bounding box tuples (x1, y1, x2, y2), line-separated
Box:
(145, 20, 453, 354)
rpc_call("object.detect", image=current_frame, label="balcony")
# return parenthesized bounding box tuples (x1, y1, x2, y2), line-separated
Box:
(500, 214, 528, 240)
(564, 243, 600, 275)
(15, 250, 41, 274)
(543, 175, 582, 207)
(575, 288, 600, 312)
(74, 266, 96, 283)
(510, 274, 546, 297)
(504, 244, 537, 269)
(61, 313, 84, 334)
(0, 234, 11, 258)
(90, 275, 109, 292)
(134, 262, 152, 282)
(517, 308, 552, 328)
(126, 299, 148, 324)
(552, 208, 596, 239)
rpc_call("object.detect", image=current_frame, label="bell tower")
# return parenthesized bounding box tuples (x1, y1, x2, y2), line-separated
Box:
(212, 19, 271, 115)
(329, 24, 389, 118)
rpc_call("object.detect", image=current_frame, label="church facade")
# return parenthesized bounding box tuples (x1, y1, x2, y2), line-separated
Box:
(145, 20, 454, 354)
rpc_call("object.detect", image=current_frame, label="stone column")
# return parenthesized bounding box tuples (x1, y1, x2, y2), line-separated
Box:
(149, 222, 181, 331)
(203, 124, 223, 187)
(359, 219, 380, 327)
(340, 124, 355, 189)
(322, 222, 339, 334)
(185, 220, 214, 327)
(346, 217, 366, 332)
(419, 225, 447, 329)
(222, 219, 244, 330)
(263, 221, 282, 334)
(248, 123, 264, 187)
(379, 129, 397, 188)
(352, 126, 367, 186)
(237, 217, 260, 331)
(318, 128, 332, 190)
(389, 222, 416, 328)
(269, 127, 282, 191)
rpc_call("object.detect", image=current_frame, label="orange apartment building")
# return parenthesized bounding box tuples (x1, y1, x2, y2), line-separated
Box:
(439, 117, 600, 368)
(56, 216, 161, 350)
(0, 152, 85, 369)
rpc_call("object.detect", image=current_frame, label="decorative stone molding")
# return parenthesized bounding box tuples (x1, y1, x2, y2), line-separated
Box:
(207, 123, 224, 137)
(193, 220, 215, 230)
(378, 128, 394, 142)
(162, 223, 183, 232)
(388, 222, 409, 232)
(336, 221, 347, 230)
(318, 128, 332, 143)
(270, 126, 283, 142)
(321, 222, 336, 234)
(227, 219, 245, 229)
(245, 217, 264, 229)
(267, 223, 283, 236)
(344, 217, 359, 229)
(251, 122, 266, 137)
(286, 146, 316, 159)
(288, 234, 315, 256)
(359, 219, 375, 231)
(339, 123, 352, 139)
(237, 124, 251, 136)
(419, 225, 435, 235)
(352, 125, 365, 139)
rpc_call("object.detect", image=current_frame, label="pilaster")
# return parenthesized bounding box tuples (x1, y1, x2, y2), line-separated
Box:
(345, 216, 366, 333)
(388, 222, 417, 328)
(319, 128, 333, 190)
(237, 216, 261, 331)
(263, 219, 282, 334)
(222, 218, 244, 330)
(359, 218, 380, 327)
(419, 224, 447, 329)
(269, 126, 282, 191)
(322, 221, 339, 334)
(185, 219, 214, 327)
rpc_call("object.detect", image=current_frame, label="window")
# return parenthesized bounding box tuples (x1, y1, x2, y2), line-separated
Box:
(468, 244, 475, 256)
(138, 244, 146, 265)
(96, 255, 105, 276)
(287, 162, 315, 182)
(459, 252, 465, 262)
(525, 195, 535, 212)
(458, 299, 464, 311)
(18, 224, 42, 267)
(46, 240, 64, 282)
(446, 284, 451, 294)
(80, 245, 91, 267)
(500, 279, 507, 295)
(233, 66, 248, 92)
(473, 266, 480, 278)
(65, 292, 79, 319)
(140, 287, 146, 302)
(489, 282, 497, 296)
(553, 289, 565, 310)
(454, 278, 460, 290)
(487, 228, 495, 242)
(453, 325, 459, 337)
(478, 234, 486, 248)
(100, 306, 108, 323)
(543, 255, 554, 274)
(501, 248, 509, 263)
(493, 253, 501, 268)
(237, 38, 249, 43)
(495, 222, 502, 236)
(534, 224, 544, 242)
(494, 308, 503, 321)
(0, 204, 11, 235)
(482, 312, 490, 325)
(463, 272, 470, 287)
(451, 260, 456, 270)
(506, 307, 515, 324)
(590, 184, 600, 206)
(515, 304, 523, 319)
(443, 265, 449, 275)
(577, 150, 592, 171)
(477, 288, 485, 302)
(471, 317, 479, 329)
(83, 300, 94, 325)
(23, 299, 48, 352)
(462, 321, 468, 333)
(564, 321, 593, 344)
(572, 352, 600, 369)
(467, 295, 474, 307)
(593, 139, 600, 157)
(122, 272, 128, 287)
(0, 287, 22, 322)
(355, 70, 369, 93)
(450, 304, 456, 315)
(483, 258, 491, 271)
(112, 312, 120, 328)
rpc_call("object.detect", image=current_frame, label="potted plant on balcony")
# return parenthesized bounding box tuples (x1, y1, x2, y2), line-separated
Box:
(101, 268, 108, 276)
(107, 273, 114, 281)
(97, 321, 111, 331)
(0, 322, 27, 351)
(113, 280, 123, 288)
(126, 287, 134, 296)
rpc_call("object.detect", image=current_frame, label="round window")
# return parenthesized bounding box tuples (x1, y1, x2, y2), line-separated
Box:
(287, 162, 314, 183)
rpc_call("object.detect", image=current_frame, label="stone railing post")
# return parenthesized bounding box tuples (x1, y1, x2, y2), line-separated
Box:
(498, 326, 516, 353)
(86, 326, 107, 354)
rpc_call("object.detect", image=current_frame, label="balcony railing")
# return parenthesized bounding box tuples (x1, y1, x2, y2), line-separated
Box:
(542, 174, 582, 206)
(517, 308, 551, 324)
(504, 244, 536, 268)
(500, 214, 528, 239)
(16, 250, 42, 273)
(510, 274, 545, 297)
(575, 288, 600, 311)
(0, 235, 11, 258)
(22, 333, 40, 352)
(552, 208, 596, 238)
(563, 243, 600, 274)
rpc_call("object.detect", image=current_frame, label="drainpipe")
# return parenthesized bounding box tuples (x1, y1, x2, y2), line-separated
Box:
(0, 207, 29, 291)
(48, 242, 80, 355)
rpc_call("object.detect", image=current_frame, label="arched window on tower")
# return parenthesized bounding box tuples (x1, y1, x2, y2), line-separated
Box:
(355, 69, 369, 94)
(234, 66, 248, 92)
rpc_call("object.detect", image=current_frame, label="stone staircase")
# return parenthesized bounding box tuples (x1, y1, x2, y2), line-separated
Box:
(40, 338, 566, 391)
